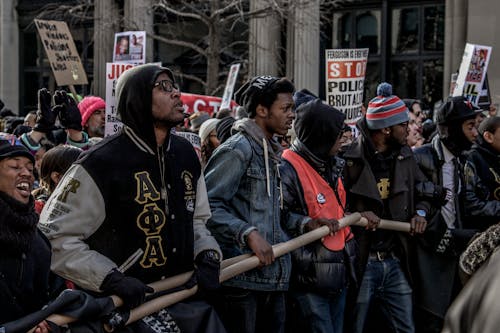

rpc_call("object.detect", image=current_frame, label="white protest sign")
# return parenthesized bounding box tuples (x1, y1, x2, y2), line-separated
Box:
(174, 131, 201, 162)
(113, 31, 146, 64)
(449, 72, 459, 96)
(325, 48, 368, 123)
(104, 62, 174, 137)
(105, 63, 135, 136)
(453, 43, 492, 106)
(220, 63, 241, 110)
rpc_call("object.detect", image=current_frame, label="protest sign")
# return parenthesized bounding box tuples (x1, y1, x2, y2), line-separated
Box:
(174, 131, 202, 161)
(105, 66, 235, 137)
(182, 93, 237, 116)
(105, 62, 162, 136)
(113, 31, 146, 64)
(478, 74, 492, 111)
(449, 72, 459, 96)
(453, 43, 492, 106)
(325, 48, 368, 123)
(105, 63, 135, 136)
(220, 63, 241, 110)
(34, 19, 88, 86)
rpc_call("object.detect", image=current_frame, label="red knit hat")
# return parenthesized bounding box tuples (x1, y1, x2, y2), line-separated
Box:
(78, 96, 106, 127)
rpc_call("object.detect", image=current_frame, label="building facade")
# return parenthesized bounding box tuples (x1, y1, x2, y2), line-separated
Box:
(0, 0, 498, 115)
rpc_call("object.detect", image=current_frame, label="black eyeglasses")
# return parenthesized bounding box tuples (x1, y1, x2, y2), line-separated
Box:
(153, 79, 179, 93)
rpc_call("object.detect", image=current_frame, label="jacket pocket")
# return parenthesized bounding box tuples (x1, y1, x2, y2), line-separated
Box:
(245, 167, 269, 212)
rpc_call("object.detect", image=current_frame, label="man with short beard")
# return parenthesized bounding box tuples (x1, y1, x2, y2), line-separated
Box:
(39, 64, 224, 332)
(342, 82, 429, 333)
(78, 96, 106, 138)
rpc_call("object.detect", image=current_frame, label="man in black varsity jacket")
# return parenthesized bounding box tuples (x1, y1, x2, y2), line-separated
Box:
(39, 64, 224, 332)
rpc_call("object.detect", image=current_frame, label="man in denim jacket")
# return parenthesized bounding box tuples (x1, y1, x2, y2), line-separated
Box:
(205, 76, 307, 333)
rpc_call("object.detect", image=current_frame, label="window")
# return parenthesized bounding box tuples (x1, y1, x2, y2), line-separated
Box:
(331, 1, 444, 109)
(333, 9, 382, 103)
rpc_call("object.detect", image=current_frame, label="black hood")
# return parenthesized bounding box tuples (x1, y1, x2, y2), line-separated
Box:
(293, 99, 345, 160)
(116, 64, 175, 150)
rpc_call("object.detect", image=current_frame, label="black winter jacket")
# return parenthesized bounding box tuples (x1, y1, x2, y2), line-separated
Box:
(413, 136, 478, 255)
(413, 135, 479, 318)
(0, 192, 58, 324)
(342, 119, 431, 284)
(464, 138, 500, 230)
(0, 229, 53, 323)
(280, 150, 357, 294)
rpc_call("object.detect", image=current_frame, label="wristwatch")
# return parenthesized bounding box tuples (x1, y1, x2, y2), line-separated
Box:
(416, 209, 427, 218)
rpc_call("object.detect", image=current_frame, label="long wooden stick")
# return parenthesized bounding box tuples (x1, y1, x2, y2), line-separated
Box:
(33, 258, 230, 330)
(40, 214, 412, 329)
(125, 213, 364, 326)
(126, 214, 414, 326)
(354, 217, 411, 233)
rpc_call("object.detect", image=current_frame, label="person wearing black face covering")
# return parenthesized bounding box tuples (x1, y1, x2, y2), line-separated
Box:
(412, 95, 482, 333)
(280, 98, 379, 333)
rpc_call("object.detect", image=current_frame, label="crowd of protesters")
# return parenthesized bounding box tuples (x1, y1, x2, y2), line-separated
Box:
(1, 64, 500, 333)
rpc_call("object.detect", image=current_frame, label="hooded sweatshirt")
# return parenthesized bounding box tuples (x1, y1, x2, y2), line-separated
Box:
(39, 64, 220, 291)
(280, 99, 357, 293)
(205, 117, 291, 291)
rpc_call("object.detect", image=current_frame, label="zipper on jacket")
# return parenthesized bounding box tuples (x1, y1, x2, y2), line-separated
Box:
(157, 146, 169, 215)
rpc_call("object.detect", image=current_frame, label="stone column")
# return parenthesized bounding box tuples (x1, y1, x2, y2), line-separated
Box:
(93, 0, 120, 98)
(287, 0, 320, 94)
(248, 0, 281, 76)
(124, 0, 154, 63)
(443, 0, 467, 97)
(0, 0, 20, 113)
(467, 0, 500, 103)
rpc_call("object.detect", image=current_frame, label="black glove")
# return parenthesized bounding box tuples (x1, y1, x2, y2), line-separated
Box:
(33, 88, 58, 133)
(54, 90, 82, 131)
(100, 269, 154, 309)
(195, 250, 221, 291)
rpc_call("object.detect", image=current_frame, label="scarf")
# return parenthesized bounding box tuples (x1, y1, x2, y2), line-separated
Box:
(0, 191, 39, 254)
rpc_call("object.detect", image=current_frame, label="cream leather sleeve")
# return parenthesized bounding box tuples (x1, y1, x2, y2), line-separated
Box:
(193, 175, 222, 259)
(38, 164, 117, 292)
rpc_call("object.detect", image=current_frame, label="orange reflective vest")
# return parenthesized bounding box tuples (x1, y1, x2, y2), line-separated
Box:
(282, 149, 352, 251)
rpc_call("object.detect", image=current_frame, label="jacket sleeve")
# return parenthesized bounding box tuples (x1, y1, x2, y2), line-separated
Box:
(193, 175, 222, 259)
(279, 160, 310, 237)
(204, 143, 256, 248)
(412, 155, 432, 215)
(38, 164, 116, 292)
(464, 160, 500, 218)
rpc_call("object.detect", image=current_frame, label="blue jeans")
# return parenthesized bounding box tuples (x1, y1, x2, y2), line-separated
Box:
(215, 287, 286, 333)
(292, 289, 347, 333)
(353, 257, 414, 333)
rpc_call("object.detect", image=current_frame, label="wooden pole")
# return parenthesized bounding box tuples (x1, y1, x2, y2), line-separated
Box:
(39, 214, 412, 329)
(127, 213, 365, 327)
(68, 85, 78, 99)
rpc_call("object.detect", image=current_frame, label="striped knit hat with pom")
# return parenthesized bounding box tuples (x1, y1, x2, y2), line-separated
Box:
(366, 82, 409, 130)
